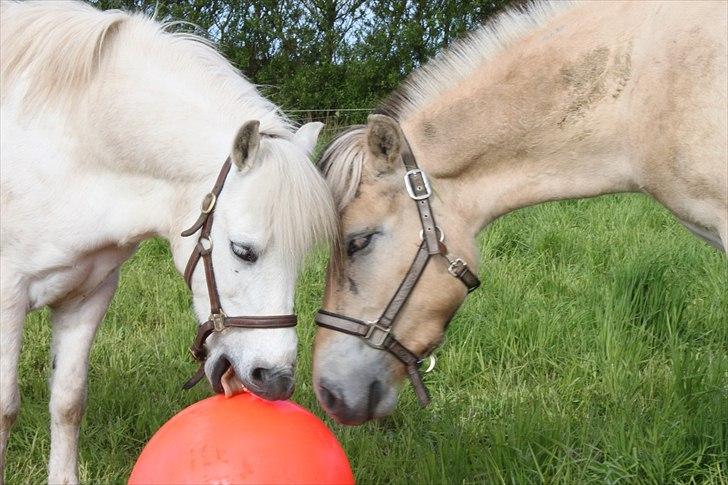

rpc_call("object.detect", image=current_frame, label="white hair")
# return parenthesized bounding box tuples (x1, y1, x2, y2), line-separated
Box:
(0, 0, 288, 133)
(1, 0, 336, 264)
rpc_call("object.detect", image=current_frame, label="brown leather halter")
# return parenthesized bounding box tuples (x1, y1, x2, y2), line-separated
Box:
(314, 133, 480, 407)
(180, 157, 297, 390)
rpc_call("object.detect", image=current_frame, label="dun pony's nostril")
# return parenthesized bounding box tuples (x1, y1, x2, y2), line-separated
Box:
(318, 383, 340, 411)
(367, 379, 383, 415)
(317, 379, 379, 425)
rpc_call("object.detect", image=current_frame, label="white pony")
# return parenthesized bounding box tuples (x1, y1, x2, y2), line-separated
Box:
(0, 1, 335, 483)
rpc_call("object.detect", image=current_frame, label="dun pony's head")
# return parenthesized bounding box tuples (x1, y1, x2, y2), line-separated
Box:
(312, 115, 478, 424)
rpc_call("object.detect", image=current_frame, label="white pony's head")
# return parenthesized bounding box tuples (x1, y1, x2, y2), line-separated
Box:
(174, 120, 333, 400)
(0, 0, 337, 401)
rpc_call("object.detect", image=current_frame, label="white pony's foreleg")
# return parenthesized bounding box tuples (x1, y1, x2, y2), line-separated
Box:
(47, 270, 119, 485)
(0, 299, 26, 485)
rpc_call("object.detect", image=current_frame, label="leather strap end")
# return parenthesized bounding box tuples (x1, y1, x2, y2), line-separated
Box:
(460, 267, 481, 293)
(181, 213, 207, 237)
(182, 363, 206, 390)
(407, 365, 431, 407)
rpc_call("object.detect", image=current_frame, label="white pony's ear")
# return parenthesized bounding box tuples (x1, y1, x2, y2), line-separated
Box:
(293, 122, 324, 155)
(232, 120, 261, 172)
(366, 114, 403, 174)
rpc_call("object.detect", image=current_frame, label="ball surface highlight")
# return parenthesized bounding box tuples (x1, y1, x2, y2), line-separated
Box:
(128, 393, 354, 484)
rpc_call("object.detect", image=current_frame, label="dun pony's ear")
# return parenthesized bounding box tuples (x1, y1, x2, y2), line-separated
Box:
(366, 114, 404, 174)
(232, 120, 261, 172)
(294, 122, 324, 155)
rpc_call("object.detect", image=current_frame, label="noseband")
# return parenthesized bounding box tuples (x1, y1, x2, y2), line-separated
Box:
(314, 134, 480, 407)
(180, 157, 297, 390)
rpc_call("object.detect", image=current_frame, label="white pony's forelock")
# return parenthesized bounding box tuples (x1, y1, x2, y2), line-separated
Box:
(260, 138, 338, 266)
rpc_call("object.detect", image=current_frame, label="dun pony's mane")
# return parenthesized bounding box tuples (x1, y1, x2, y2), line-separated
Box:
(320, 1, 575, 210)
(379, 0, 576, 120)
(1, 0, 335, 265)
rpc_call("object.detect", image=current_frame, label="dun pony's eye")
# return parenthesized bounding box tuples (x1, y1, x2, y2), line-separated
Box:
(347, 233, 376, 257)
(230, 242, 258, 263)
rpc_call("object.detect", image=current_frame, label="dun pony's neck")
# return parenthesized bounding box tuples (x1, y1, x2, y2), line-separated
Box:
(397, 2, 638, 237)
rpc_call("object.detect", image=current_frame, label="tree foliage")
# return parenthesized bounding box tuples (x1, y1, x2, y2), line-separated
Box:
(89, 0, 520, 121)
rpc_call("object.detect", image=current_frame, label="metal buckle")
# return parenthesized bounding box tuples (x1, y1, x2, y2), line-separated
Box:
(447, 258, 466, 277)
(404, 169, 432, 200)
(364, 320, 391, 349)
(210, 312, 227, 332)
(201, 192, 217, 214)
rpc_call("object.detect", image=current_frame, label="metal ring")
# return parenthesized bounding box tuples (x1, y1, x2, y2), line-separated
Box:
(424, 355, 436, 373)
(199, 236, 213, 253)
(419, 226, 445, 243)
(210, 311, 227, 332)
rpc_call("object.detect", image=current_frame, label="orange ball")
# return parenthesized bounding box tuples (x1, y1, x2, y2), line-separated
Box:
(128, 393, 354, 484)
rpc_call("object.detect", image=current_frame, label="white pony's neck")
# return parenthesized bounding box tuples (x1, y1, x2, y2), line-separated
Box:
(81, 15, 291, 183)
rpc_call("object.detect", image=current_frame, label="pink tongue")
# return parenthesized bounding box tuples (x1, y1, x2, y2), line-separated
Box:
(221, 367, 247, 398)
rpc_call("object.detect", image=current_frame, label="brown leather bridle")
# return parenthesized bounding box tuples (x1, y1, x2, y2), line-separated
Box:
(314, 132, 480, 407)
(180, 157, 298, 390)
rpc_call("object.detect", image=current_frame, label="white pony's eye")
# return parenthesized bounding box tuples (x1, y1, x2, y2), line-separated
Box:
(230, 241, 258, 263)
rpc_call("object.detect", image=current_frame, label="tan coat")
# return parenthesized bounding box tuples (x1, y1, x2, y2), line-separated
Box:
(313, 1, 727, 424)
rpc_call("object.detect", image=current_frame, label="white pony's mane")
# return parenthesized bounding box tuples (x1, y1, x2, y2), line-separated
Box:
(0, 0, 335, 263)
(320, 1, 575, 210)
(0, 1, 288, 132)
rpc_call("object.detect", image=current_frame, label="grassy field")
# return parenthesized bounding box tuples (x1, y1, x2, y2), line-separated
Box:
(5, 194, 727, 484)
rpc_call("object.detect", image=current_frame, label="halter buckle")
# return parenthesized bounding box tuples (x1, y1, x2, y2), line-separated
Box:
(211, 312, 227, 332)
(447, 258, 466, 277)
(201, 192, 217, 214)
(404, 169, 432, 200)
(364, 320, 391, 349)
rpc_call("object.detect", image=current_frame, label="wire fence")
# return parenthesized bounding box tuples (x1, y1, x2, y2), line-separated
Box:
(284, 108, 373, 128)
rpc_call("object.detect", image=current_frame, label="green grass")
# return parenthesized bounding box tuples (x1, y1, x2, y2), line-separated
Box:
(6, 194, 728, 484)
